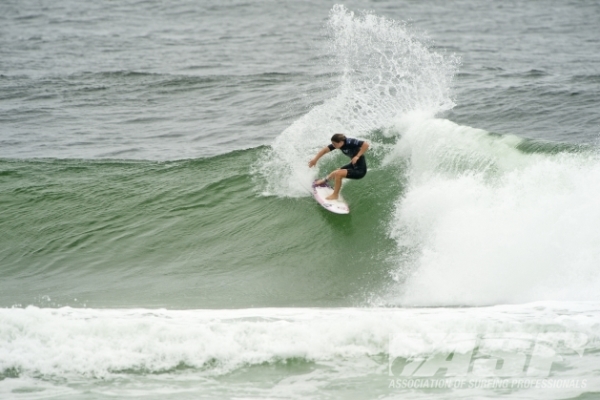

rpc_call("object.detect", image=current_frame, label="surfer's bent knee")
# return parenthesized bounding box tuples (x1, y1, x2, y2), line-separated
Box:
(330, 169, 347, 178)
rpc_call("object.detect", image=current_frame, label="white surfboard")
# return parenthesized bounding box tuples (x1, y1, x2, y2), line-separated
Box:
(312, 180, 350, 214)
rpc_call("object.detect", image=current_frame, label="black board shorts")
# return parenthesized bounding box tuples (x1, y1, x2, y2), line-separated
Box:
(341, 162, 367, 180)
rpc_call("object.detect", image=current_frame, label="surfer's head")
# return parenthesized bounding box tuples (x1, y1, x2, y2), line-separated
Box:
(330, 133, 346, 148)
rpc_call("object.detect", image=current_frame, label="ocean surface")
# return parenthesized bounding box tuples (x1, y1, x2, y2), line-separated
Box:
(1, 0, 600, 399)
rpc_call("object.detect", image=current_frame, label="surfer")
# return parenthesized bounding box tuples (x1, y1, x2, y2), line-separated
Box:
(308, 133, 369, 200)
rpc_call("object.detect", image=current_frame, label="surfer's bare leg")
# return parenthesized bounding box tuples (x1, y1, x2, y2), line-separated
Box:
(326, 169, 347, 200)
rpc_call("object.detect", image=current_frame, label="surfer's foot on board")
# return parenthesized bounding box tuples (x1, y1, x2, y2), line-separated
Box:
(325, 194, 339, 201)
(314, 178, 327, 186)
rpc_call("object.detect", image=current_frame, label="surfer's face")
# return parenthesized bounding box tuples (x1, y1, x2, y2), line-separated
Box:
(331, 141, 344, 149)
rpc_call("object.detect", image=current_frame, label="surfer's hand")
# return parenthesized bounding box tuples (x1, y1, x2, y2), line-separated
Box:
(351, 156, 359, 165)
(308, 159, 317, 168)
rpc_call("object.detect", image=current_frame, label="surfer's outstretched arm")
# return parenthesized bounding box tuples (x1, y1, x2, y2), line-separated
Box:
(308, 146, 331, 168)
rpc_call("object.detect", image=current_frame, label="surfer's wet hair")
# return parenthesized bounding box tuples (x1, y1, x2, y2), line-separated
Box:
(331, 133, 346, 143)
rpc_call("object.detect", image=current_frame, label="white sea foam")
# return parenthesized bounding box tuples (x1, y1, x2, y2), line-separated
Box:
(386, 116, 600, 305)
(0, 304, 597, 381)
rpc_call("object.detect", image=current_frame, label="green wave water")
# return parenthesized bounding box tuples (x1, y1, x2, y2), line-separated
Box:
(0, 147, 401, 309)
(3, 125, 596, 310)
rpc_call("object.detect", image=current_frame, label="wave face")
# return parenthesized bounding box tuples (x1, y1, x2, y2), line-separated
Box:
(0, 152, 400, 309)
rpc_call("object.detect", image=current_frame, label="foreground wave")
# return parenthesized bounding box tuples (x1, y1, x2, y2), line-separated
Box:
(2, 116, 600, 310)
(1, 303, 598, 398)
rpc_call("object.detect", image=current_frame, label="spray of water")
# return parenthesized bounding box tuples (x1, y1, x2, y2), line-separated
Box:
(255, 5, 458, 197)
